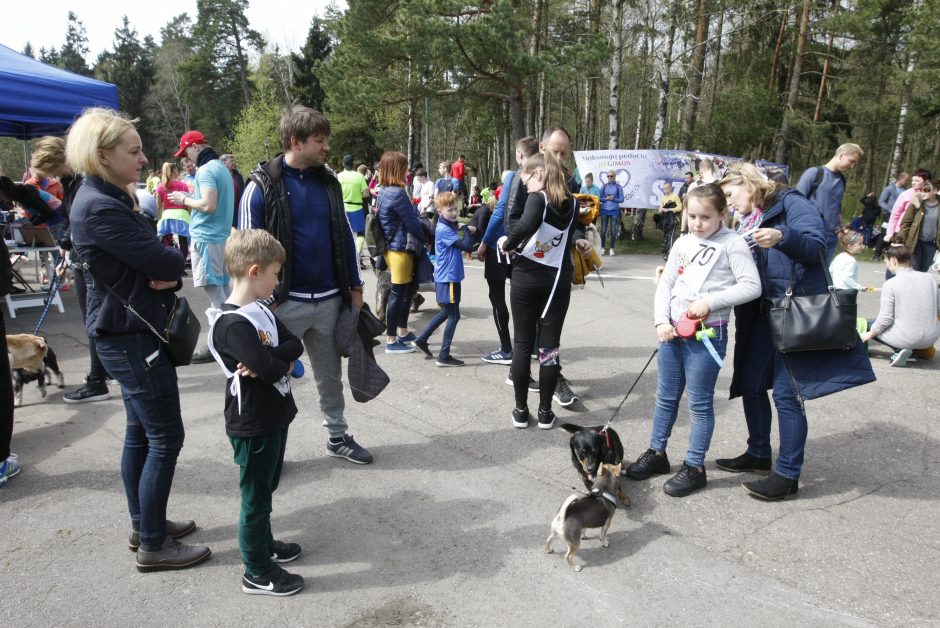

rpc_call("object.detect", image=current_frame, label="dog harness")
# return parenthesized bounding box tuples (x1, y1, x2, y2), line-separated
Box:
(206, 301, 291, 414)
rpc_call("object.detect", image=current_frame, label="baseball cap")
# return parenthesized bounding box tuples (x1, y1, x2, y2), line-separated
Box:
(174, 131, 208, 157)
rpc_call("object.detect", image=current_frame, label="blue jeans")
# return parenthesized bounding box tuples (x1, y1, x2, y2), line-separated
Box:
(600, 214, 619, 250)
(912, 240, 938, 273)
(650, 330, 728, 467)
(735, 316, 808, 480)
(96, 332, 184, 548)
(418, 303, 460, 359)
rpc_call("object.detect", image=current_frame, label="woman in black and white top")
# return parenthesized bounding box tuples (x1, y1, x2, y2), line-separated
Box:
(499, 151, 591, 430)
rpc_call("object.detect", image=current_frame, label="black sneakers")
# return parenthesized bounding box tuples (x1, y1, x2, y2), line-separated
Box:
(242, 564, 304, 596)
(135, 537, 211, 572)
(663, 462, 707, 497)
(537, 408, 556, 430)
(505, 372, 539, 392)
(436, 355, 465, 367)
(63, 381, 111, 404)
(743, 473, 799, 501)
(512, 407, 530, 429)
(626, 449, 671, 480)
(326, 434, 374, 464)
(715, 452, 772, 474)
(271, 540, 301, 563)
(414, 339, 433, 357)
(128, 519, 197, 552)
(553, 375, 578, 407)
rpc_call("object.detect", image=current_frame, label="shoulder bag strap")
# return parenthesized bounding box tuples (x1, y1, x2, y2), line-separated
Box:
(79, 261, 169, 344)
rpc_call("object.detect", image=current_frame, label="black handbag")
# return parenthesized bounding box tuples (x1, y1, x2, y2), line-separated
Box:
(83, 263, 201, 367)
(768, 252, 857, 353)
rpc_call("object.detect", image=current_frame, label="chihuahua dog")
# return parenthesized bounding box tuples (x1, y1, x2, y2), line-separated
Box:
(544, 464, 629, 572)
(7, 334, 65, 406)
(561, 423, 624, 490)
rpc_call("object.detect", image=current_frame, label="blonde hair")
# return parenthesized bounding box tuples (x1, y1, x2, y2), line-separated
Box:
(65, 108, 138, 180)
(435, 191, 456, 209)
(160, 162, 179, 187)
(719, 163, 776, 208)
(30, 136, 67, 177)
(521, 150, 569, 208)
(836, 226, 864, 252)
(836, 143, 864, 158)
(224, 229, 286, 277)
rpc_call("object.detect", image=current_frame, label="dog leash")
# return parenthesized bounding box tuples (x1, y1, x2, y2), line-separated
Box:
(33, 261, 64, 335)
(601, 347, 659, 435)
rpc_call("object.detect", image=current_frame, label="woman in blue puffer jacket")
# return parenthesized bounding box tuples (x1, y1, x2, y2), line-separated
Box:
(377, 151, 426, 354)
(717, 163, 875, 500)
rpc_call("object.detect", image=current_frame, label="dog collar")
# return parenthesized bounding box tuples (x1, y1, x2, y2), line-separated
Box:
(591, 488, 619, 507)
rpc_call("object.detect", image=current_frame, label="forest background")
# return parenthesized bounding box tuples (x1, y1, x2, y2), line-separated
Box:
(1, 0, 938, 207)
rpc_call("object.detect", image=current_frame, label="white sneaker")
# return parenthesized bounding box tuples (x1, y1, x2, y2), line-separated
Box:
(890, 348, 912, 367)
(609, 249, 615, 257)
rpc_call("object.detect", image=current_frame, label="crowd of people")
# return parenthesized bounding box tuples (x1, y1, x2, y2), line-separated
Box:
(1, 103, 938, 597)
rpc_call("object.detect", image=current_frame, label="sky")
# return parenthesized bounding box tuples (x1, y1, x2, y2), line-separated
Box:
(0, 0, 344, 60)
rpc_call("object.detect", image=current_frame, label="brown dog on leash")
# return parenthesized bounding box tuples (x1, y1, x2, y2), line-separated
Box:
(7, 334, 65, 406)
(544, 463, 629, 572)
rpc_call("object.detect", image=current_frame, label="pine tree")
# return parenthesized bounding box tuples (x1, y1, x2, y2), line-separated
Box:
(291, 17, 332, 111)
(58, 11, 92, 76)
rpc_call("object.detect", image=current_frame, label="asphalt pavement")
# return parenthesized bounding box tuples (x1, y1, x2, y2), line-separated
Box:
(2, 252, 938, 627)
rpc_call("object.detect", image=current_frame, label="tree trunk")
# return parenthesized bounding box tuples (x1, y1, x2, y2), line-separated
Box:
(768, 7, 789, 92)
(634, 27, 651, 149)
(652, 6, 678, 150)
(776, 0, 810, 165)
(890, 51, 917, 181)
(813, 0, 840, 123)
(528, 0, 544, 137)
(230, 16, 252, 105)
(707, 8, 724, 120)
(582, 0, 602, 150)
(679, 0, 710, 150)
(509, 84, 526, 140)
(608, 0, 626, 149)
(406, 62, 415, 167)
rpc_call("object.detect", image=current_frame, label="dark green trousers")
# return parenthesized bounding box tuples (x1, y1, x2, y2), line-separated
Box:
(229, 427, 288, 576)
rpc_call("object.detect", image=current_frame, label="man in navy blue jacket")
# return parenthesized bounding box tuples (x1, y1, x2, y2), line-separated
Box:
(238, 106, 371, 465)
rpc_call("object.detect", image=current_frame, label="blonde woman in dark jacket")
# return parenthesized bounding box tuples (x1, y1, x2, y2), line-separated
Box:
(68, 108, 208, 572)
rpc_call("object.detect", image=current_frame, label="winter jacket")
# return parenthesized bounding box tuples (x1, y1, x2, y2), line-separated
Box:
(335, 302, 389, 403)
(378, 186, 425, 252)
(729, 188, 875, 401)
(898, 200, 940, 251)
(70, 175, 184, 338)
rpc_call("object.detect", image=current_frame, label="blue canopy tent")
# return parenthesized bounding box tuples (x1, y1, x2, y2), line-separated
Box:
(0, 43, 119, 167)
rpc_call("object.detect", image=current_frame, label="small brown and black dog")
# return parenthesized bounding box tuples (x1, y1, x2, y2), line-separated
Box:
(7, 334, 65, 406)
(544, 463, 629, 572)
(561, 423, 624, 490)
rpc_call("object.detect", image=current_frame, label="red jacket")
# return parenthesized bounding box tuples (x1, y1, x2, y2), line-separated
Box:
(450, 160, 465, 180)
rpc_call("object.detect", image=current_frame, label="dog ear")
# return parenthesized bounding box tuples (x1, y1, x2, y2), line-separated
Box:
(559, 423, 581, 434)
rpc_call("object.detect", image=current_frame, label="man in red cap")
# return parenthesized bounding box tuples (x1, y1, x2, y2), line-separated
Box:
(169, 131, 235, 363)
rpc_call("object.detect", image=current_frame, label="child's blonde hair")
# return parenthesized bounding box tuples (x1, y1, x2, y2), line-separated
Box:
(224, 229, 286, 277)
(836, 226, 864, 253)
(435, 191, 456, 209)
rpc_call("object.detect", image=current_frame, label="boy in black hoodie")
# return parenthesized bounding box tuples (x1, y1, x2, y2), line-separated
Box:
(208, 229, 305, 596)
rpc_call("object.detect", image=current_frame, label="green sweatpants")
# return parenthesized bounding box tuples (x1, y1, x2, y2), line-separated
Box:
(229, 427, 288, 576)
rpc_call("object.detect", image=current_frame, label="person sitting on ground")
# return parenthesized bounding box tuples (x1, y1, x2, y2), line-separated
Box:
(207, 229, 306, 596)
(413, 191, 475, 366)
(860, 245, 940, 367)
